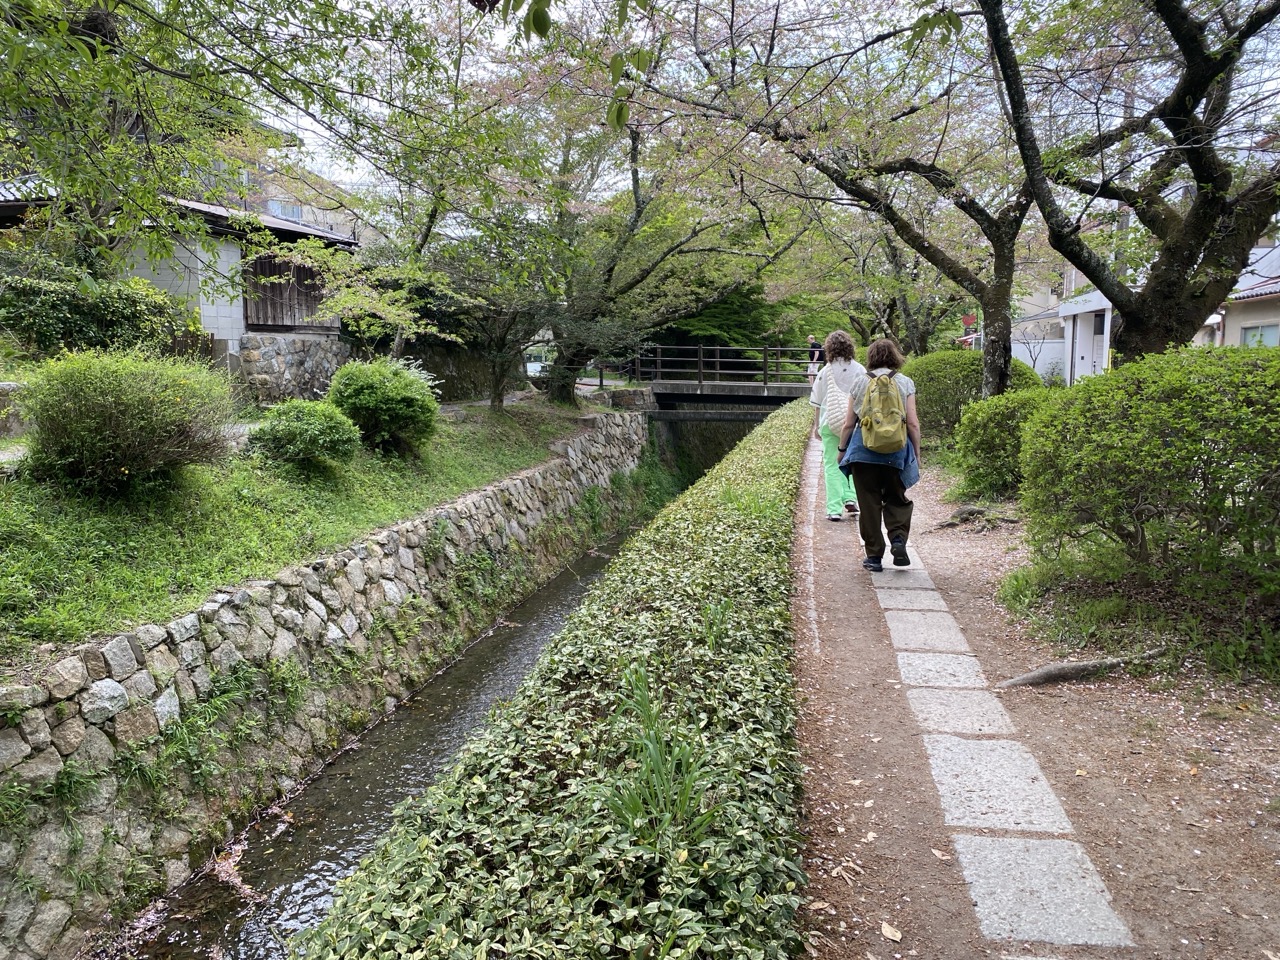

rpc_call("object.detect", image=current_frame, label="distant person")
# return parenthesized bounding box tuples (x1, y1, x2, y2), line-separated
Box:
(810, 331, 866, 522)
(837, 338, 922, 572)
(805, 334, 824, 384)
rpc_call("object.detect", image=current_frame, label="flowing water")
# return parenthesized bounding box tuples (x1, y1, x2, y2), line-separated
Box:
(131, 544, 617, 960)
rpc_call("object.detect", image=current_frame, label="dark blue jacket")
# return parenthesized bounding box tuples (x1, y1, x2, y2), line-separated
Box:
(839, 431, 919, 489)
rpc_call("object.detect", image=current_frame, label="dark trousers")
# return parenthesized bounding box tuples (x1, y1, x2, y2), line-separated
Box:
(850, 462, 913, 559)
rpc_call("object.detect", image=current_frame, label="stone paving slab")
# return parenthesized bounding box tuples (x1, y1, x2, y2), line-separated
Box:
(897, 652, 988, 688)
(870, 568, 935, 590)
(923, 735, 1073, 833)
(954, 835, 1134, 946)
(884, 611, 970, 652)
(908, 689, 1015, 735)
(876, 588, 947, 611)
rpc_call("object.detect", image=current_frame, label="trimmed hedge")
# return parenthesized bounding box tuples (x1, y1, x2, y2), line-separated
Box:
(1020, 348, 1280, 638)
(299, 402, 811, 960)
(953, 387, 1052, 499)
(902, 350, 1041, 438)
(0, 275, 195, 355)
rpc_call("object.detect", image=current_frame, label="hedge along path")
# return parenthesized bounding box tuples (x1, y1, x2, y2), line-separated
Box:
(298, 401, 813, 960)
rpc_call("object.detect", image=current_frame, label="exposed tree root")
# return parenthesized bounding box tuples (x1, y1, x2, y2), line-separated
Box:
(996, 646, 1167, 689)
(937, 505, 1019, 529)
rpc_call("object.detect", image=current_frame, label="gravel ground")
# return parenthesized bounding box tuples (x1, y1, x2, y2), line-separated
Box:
(794, 447, 1280, 959)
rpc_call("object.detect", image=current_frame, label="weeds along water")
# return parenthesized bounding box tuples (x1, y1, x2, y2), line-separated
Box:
(106, 542, 619, 960)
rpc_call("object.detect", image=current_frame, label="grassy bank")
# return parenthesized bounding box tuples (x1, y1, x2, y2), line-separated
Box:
(298, 400, 811, 960)
(0, 403, 594, 666)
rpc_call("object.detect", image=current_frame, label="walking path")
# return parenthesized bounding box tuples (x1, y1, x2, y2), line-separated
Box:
(795, 440, 1137, 957)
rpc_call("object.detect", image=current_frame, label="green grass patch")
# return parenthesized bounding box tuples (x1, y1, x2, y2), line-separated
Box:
(0, 403, 586, 665)
(298, 400, 811, 960)
(997, 553, 1280, 682)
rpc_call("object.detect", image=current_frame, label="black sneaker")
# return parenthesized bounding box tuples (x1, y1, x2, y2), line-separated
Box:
(890, 538, 910, 567)
(862, 556, 883, 572)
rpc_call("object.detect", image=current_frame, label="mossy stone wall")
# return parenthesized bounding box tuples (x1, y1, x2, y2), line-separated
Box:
(0, 413, 648, 960)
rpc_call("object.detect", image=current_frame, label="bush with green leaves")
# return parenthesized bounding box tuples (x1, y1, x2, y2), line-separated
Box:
(250, 400, 361, 465)
(1020, 348, 1280, 668)
(953, 387, 1051, 499)
(18, 350, 233, 494)
(327, 358, 440, 453)
(0, 275, 196, 356)
(902, 350, 1042, 438)
(298, 401, 811, 960)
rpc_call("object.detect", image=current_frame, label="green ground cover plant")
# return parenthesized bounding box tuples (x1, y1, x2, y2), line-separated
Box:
(298, 401, 811, 960)
(1012, 347, 1280, 678)
(0, 402, 589, 663)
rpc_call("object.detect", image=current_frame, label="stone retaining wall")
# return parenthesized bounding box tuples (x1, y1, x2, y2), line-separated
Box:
(0, 413, 649, 960)
(238, 334, 351, 403)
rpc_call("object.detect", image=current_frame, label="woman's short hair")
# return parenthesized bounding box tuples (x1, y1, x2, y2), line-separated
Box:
(823, 330, 855, 363)
(866, 338, 906, 370)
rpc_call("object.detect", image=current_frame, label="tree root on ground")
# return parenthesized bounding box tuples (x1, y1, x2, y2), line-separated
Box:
(937, 505, 1019, 529)
(996, 647, 1167, 689)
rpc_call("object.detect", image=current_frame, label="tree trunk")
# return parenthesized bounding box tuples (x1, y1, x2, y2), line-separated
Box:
(545, 356, 585, 406)
(489, 355, 522, 411)
(978, 247, 1017, 398)
(1111, 289, 1220, 361)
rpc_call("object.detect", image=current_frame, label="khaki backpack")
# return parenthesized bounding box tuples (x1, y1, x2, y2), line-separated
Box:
(859, 372, 907, 453)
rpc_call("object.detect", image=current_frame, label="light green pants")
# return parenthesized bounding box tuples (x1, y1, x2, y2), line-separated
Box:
(819, 424, 856, 516)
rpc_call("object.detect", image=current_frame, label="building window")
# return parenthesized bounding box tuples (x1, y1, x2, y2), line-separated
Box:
(1093, 312, 1106, 336)
(267, 199, 304, 222)
(1240, 324, 1279, 347)
(243, 256, 333, 331)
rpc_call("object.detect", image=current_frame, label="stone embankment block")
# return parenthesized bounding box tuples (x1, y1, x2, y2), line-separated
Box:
(0, 412, 649, 960)
(238, 334, 351, 403)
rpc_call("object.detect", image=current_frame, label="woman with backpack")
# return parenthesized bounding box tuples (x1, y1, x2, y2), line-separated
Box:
(836, 338, 922, 572)
(809, 330, 866, 521)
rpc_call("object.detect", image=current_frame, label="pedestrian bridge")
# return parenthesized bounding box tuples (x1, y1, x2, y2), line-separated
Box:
(634, 345, 811, 422)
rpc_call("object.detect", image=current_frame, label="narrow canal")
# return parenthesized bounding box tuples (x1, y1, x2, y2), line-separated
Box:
(131, 544, 618, 960)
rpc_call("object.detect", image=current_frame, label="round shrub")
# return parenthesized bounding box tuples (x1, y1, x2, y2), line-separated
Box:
(18, 350, 233, 494)
(902, 350, 1041, 438)
(1020, 346, 1280, 604)
(953, 387, 1051, 499)
(327, 358, 440, 453)
(250, 400, 361, 465)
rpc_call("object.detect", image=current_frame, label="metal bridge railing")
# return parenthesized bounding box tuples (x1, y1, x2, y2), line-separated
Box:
(633, 345, 812, 387)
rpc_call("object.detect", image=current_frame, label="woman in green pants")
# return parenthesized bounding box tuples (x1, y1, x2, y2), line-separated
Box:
(809, 330, 866, 521)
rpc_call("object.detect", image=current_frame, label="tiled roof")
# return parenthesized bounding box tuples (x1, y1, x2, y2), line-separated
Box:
(173, 197, 356, 245)
(0, 175, 51, 203)
(1233, 276, 1280, 301)
(0, 180, 355, 246)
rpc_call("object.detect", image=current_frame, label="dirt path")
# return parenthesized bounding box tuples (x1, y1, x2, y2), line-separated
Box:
(793, 440, 1280, 959)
